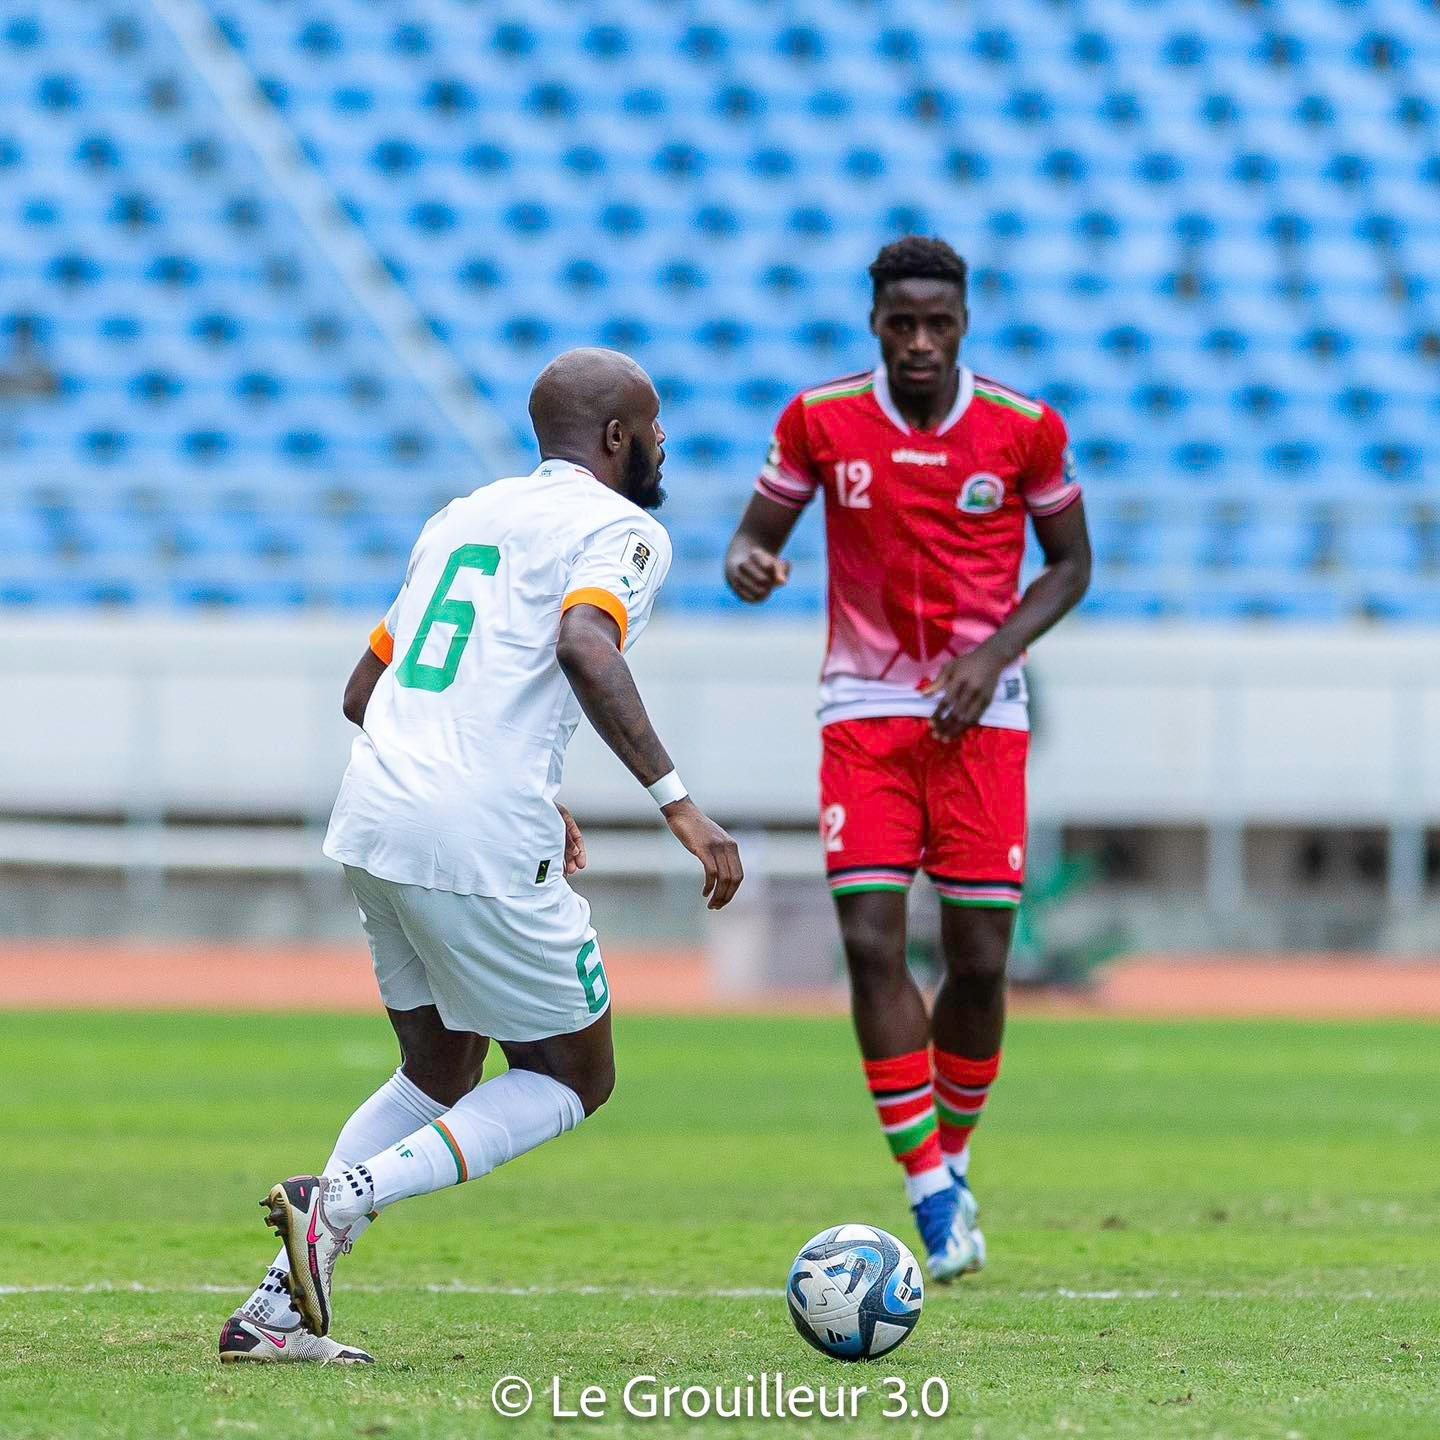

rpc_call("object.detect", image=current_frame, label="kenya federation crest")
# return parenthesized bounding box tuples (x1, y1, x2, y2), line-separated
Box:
(958, 472, 1006, 514)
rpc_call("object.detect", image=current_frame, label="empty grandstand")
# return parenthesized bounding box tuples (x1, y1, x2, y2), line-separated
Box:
(2, 0, 1438, 617)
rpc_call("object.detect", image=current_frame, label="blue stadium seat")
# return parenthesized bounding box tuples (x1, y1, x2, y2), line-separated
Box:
(2, 0, 1438, 614)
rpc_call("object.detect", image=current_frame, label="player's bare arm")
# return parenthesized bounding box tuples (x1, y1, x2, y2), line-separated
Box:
(341, 647, 387, 726)
(556, 604, 743, 909)
(926, 497, 1092, 741)
(724, 493, 797, 602)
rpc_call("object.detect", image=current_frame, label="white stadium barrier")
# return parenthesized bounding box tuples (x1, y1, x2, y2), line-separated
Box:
(1, 618, 1437, 913)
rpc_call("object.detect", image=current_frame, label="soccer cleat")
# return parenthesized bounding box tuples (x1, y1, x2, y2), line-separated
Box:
(261, 1175, 353, 1337)
(218, 1312, 374, 1365)
(914, 1180, 986, 1283)
(953, 1177, 986, 1274)
(912, 1185, 960, 1271)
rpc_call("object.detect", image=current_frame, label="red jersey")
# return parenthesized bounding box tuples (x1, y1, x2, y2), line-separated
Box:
(756, 365, 1080, 730)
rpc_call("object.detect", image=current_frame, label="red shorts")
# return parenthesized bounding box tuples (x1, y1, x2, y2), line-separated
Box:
(820, 718, 1029, 909)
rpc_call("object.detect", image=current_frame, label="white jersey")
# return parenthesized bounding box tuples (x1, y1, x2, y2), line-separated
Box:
(324, 460, 672, 897)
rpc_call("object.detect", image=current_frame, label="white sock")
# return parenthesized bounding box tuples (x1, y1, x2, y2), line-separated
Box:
(239, 1264, 298, 1327)
(321, 1066, 450, 1201)
(242, 1068, 447, 1325)
(324, 1069, 586, 1224)
(904, 1163, 955, 1206)
(946, 1142, 972, 1181)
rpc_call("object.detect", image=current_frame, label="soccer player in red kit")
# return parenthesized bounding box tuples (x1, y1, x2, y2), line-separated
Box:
(724, 237, 1091, 1280)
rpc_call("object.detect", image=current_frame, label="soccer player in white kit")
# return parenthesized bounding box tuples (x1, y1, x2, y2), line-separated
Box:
(219, 349, 741, 1363)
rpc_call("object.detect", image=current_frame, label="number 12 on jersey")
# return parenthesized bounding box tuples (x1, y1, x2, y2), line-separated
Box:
(834, 460, 872, 508)
(396, 543, 500, 692)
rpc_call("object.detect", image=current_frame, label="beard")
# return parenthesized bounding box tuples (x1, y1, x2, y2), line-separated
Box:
(622, 436, 666, 511)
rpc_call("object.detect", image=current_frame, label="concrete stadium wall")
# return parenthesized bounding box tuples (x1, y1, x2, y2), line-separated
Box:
(3, 616, 1439, 828)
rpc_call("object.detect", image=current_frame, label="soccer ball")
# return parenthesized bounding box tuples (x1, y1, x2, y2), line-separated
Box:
(786, 1224, 923, 1361)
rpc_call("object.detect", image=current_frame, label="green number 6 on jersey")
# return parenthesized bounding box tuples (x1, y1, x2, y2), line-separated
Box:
(395, 543, 501, 692)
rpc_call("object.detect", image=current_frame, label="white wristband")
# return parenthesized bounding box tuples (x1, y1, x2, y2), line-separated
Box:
(647, 771, 689, 808)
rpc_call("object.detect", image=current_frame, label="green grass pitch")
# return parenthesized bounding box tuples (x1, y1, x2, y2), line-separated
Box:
(1, 1010, 1436, 1438)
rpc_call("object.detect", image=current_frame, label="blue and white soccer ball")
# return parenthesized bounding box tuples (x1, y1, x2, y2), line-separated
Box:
(786, 1224, 924, 1361)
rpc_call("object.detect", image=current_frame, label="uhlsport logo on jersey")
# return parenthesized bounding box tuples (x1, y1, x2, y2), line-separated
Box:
(958, 473, 1006, 514)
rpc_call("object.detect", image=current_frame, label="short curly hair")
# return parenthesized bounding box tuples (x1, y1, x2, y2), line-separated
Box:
(868, 236, 968, 305)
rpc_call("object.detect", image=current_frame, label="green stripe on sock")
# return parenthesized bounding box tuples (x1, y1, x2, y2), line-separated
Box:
(884, 1113, 938, 1158)
(430, 1121, 466, 1184)
(936, 1099, 984, 1127)
(832, 882, 911, 897)
(937, 895, 1019, 909)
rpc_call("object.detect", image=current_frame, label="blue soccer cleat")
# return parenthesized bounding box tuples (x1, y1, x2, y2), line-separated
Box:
(913, 1180, 986, 1283)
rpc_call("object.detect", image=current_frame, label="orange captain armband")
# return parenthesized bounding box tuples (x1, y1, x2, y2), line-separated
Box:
(369, 621, 395, 665)
(561, 588, 628, 649)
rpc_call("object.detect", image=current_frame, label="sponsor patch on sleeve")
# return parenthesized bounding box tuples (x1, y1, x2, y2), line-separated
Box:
(620, 529, 656, 594)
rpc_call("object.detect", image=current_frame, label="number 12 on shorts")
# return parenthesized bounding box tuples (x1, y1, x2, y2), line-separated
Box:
(576, 939, 609, 1014)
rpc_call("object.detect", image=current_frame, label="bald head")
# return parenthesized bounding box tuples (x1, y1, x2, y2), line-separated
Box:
(529, 347, 654, 457)
(528, 348, 666, 510)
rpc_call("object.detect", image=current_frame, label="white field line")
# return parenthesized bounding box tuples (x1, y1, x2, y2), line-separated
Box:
(0, 1283, 1388, 1302)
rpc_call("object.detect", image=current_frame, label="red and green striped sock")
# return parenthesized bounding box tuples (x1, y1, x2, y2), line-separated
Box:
(933, 1047, 1002, 1177)
(862, 1050, 950, 1203)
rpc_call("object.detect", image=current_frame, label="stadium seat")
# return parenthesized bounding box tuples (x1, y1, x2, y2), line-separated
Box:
(1, 0, 1438, 615)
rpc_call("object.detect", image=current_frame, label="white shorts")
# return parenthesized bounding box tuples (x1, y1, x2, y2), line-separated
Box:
(343, 865, 611, 1043)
